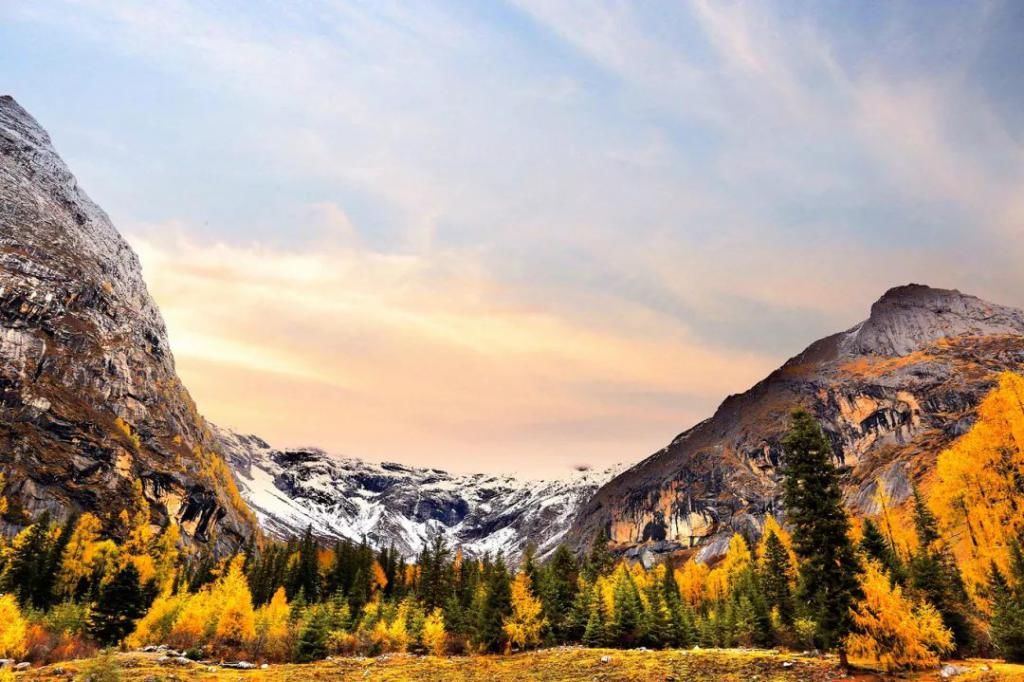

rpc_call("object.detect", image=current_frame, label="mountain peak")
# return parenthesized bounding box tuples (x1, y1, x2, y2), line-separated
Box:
(844, 284, 1024, 357)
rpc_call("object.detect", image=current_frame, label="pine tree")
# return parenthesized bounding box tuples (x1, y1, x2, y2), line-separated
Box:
(781, 409, 862, 665)
(294, 605, 331, 662)
(610, 568, 644, 647)
(475, 558, 513, 653)
(859, 518, 904, 581)
(289, 527, 322, 602)
(582, 588, 607, 648)
(990, 561, 1024, 662)
(663, 563, 694, 647)
(537, 545, 578, 641)
(760, 529, 795, 626)
(907, 486, 972, 651)
(88, 563, 147, 645)
(585, 528, 615, 581)
(3, 513, 54, 608)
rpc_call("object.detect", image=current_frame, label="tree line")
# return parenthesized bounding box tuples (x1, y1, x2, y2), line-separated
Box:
(3, 372, 1024, 671)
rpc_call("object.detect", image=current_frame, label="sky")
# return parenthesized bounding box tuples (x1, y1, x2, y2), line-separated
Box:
(2, 1, 1023, 477)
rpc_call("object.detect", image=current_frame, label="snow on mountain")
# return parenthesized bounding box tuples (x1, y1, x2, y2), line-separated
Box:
(216, 427, 619, 561)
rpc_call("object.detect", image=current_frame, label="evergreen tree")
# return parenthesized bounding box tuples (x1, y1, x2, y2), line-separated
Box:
(289, 527, 322, 602)
(475, 558, 513, 653)
(859, 518, 904, 581)
(907, 487, 972, 651)
(663, 564, 694, 647)
(3, 513, 54, 608)
(610, 569, 644, 647)
(582, 588, 607, 648)
(294, 605, 331, 662)
(88, 563, 147, 645)
(990, 560, 1024, 662)
(760, 529, 794, 626)
(781, 409, 862, 665)
(537, 545, 578, 640)
(585, 528, 615, 581)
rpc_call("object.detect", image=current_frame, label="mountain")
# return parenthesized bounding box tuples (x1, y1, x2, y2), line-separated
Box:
(0, 96, 257, 552)
(569, 284, 1024, 561)
(216, 426, 619, 561)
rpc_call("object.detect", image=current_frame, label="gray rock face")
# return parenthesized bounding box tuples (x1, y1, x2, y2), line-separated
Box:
(216, 426, 619, 561)
(0, 96, 257, 551)
(843, 284, 1024, 357)
(568, 284, 1024, 561)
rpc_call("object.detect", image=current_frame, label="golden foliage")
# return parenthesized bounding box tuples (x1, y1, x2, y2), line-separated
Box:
(677, 559, 710, 610)
(421, 608, 447, 656)
(706, 534, 751, 602)
(255, 587, 291, 660)
(57, 513, 102, 597)
(113, 416, 141, 451)
(503, 572, 546, 650)
(846, 561, 953, 672)
(931, 372, 1024, 596)
(0, 593, 27, 659)
(214, 555, 256, 646)
(127, 592, 188, 648)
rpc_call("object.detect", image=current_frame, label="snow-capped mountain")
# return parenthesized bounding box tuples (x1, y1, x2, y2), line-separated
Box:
(216, 427, 619, 561)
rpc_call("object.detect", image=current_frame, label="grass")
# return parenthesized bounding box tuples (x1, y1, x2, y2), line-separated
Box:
(13, 648, 1024, 681)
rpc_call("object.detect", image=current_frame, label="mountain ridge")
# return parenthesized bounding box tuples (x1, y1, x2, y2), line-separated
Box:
(568, 283, 1024, 561)
(0, 95, 257, 552)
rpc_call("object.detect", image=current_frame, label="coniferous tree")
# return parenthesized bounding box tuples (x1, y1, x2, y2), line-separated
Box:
(582, 588, 607, 648)
(294, 605, 331, 662)
(289, 527, 322, 602)
(537, 545, 579, 640)
(907, 486, 972, 651)
(585, 528, 615, 581)
(990, 559, 1024, 662)
(663, 563, 694, 647)
(88, 563, 147, 645)
(760, 529, 795, 626)
(3, 512, 54, 608)
(859, 518, 904, 581)
(476, 558, 513, 653)
(781, 409, 862, 665)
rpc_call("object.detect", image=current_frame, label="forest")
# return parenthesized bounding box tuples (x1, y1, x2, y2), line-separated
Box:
(3, 372, 1024, 674)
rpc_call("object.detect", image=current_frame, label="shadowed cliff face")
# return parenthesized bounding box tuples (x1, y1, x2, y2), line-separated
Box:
(0, 96, 257, 552)
(569, 284, 1024, 563)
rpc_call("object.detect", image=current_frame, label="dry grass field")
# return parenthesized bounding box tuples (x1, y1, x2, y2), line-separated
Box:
(12, 648, 1024, 682)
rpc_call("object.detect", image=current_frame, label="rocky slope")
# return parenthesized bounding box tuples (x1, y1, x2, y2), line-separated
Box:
(569, 284, 1024, 561)
(217, 426, 618, 561)
(0, 96, 257, 552)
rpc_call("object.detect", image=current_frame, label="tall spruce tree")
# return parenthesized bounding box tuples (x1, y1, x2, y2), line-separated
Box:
(859, 518, 904, 581)
(760, 529, 795, 626)
(88, 563, 147, 645)
(907, 486, 972, 651)
(781, 409, 861, 665)
(585, 528, 615, 581)
(475, 558, 513, 653)
(990, 557, 1024, 662)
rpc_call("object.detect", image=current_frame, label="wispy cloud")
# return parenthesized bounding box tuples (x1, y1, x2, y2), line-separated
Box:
(4, 0, 1023, 472)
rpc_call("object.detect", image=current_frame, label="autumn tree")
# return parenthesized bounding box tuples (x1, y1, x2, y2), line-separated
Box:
(503, 571, 546, 650)
(0, 593, 27, 659)
(214, 555, 256, 647)
(847, 561, 953, 671)
(989, 545, 1024, 662)
(421, 607, 447, 656)
(782, 409, 862, 665)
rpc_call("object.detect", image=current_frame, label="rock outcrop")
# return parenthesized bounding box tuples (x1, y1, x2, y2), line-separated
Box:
(0, 96, 257, 552)
(568, 284, 1024, 561)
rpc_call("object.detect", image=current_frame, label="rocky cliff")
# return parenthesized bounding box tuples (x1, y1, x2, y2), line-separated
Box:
(217, 426, 619, 561)
(569, 284, 1024, 561)
(0, 96, 257, 552)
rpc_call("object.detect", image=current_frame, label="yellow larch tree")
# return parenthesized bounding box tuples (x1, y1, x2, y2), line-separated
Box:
(503, 571, 546, 650)
(421, 607, 447, 656)
(127, 592, 189, 648)
(930, 372, 1024, 597)
(705, 534, 751, 603)
(255, 587, 291, 660)
(213, 555, 256, 647)
(676, 559, 709, 610)
(57, 512, 102, 597)
(846, 561, 953, 671)
(0, 593, 27, 659)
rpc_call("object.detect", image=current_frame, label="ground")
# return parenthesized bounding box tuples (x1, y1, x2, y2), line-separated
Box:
(13, 648, 1024, 681)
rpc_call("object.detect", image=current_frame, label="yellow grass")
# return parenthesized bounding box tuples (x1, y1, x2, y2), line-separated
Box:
(13, 648, 1024, 682)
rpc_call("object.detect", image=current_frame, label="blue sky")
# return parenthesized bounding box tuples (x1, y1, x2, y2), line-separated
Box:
(3, 1, 1023, 475)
